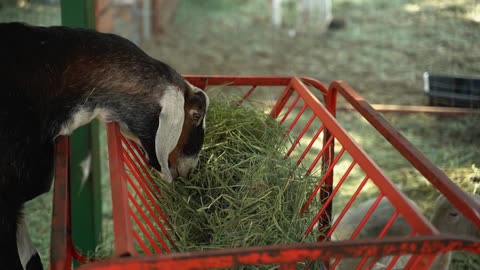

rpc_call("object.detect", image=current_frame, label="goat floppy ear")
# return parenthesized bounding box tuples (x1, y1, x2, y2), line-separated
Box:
(155, 87, 185, 183)
(186, 89, 208, 127)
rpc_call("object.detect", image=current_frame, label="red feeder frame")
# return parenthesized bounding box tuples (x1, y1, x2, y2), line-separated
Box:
(50, 76, 480, 270)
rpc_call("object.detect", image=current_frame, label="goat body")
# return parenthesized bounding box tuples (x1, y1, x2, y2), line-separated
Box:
(0, 22, 208, 269)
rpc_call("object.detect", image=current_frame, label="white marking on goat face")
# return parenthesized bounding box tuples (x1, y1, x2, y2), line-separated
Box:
(176, 156, 199, 178)
(155, 86, 185, 183)
(169, 84, 209, 179)
(17, 215, 38, 270)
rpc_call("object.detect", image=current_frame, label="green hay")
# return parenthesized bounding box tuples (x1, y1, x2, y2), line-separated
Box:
(155, 98, 322, 254)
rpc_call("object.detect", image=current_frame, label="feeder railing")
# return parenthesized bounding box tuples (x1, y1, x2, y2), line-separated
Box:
(50, 136, 72, 270)
(51, 76, 480, 270)
(327, 81, 480, 228)
(76, 235, 480, 270)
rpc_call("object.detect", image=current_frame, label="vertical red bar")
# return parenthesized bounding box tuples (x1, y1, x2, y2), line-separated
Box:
(319, 85, 337, 246)
(50, 136, 72, 270)
(240, 85, 257, 104)
(326, 175, 370, 239)
(106, 123, 136, 256)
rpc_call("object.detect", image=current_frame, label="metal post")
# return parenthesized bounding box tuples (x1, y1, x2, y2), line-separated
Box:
(142, 0, 152, 40)
(60, 0, 103, 265)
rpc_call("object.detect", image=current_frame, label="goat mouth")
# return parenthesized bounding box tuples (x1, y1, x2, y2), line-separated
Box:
(170, 165, 194, 179)
(169, 167, 179, 180)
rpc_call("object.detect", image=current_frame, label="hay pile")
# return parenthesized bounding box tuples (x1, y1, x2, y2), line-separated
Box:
(155, 98, 322, 251)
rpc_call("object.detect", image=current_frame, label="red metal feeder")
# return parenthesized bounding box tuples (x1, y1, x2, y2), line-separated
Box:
(50, 76, 480, 270)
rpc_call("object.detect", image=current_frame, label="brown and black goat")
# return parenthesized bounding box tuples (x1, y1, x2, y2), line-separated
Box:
(0, 22, 208, 270)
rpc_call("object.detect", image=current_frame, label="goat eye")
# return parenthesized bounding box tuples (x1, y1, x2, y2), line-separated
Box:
(192, 113, 202, 122)
(449, 212, 458, 217)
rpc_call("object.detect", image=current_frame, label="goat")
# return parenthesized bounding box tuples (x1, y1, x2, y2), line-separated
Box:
(0, 22, 208, 270)
(334, 194, 480, 269)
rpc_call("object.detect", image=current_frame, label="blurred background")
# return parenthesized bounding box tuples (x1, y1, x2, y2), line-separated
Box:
(1, 0, 478, 105)
(1, 0, 479, 268)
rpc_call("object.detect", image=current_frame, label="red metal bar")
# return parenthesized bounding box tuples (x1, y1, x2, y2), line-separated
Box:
(122, 149, 172, 230)
(330, 256, 341, 269)
(356, 255, 374, 270)
(122, 137, 160, 196)
(77, 235, 480, 270)
(350, 194, 385, 240)
(123, 150, 157, 198)
(127, 185, 169, 253)
(304, 161, 357, 236)
(286, 114, 316, 157)
(129, 140, 149, 168)
(405, 254, 426, 270)
(409, 254, 437, 270)
(126, 173, 173, 253)
(127, 141, 169, 217)
(106, 123, 136, 256)
(184, 76, 293, 88)
(306, 132, 334, 174)
(126, 174, 176, 250)
(280, 94, 300, 125)
(301, 76, 329, 98)
(122, 144, 175, 239)
(283, 104, 307, 138)
(184, 75, 328, 97)
(270, 84, 294, 119)
(132, 230, 151, 256)
(122, 139, 177, 249)
(319, 128, 334, 255)
(297, 124, 325, 166)
(71, 248, 92, 265)
(302, 147, 345, 215)
(320, 83, 336, 254)
(50, 136, 72, 270)
(386, 232, 419, 270)
(288, 78, 436, 235)
(328, 81, 480, 227)
(240, 85, 257, 103)
(385, 254, 402, 270)
(128, 205, 161, 254)
(378, 211, 400, 239)
(366, 258, 382, 270)
(327, 175, 370, 239)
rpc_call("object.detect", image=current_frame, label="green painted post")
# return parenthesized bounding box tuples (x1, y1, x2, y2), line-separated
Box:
(60, 0, 103, 264)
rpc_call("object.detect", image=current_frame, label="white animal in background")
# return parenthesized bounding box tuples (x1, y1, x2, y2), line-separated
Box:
(334, 194, 480, 270)
(270, 0, 333, 33)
